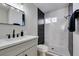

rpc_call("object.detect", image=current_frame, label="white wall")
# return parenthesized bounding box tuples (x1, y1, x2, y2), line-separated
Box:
(23, 3, 37, 36)
(0, 3, 37, 39)
(73, 3, 79, 56)
(45, 6, 69, 55)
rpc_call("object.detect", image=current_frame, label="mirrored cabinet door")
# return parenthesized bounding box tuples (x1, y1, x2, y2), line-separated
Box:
(0, 3, 25, 26)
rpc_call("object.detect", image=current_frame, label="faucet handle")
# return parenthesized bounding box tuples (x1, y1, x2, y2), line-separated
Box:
(13, 29, 15, 38)
(6, 34, 10, 39)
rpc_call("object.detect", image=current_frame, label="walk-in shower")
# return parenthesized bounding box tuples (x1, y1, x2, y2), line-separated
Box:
(45, 3, 71, 56)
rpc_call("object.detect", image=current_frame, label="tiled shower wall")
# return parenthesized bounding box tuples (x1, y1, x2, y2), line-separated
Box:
(45, 6, 69, 55)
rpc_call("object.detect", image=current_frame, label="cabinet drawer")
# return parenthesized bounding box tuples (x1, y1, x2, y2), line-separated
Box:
(18, 45, 37, 56)
(0, 39, 37, 56)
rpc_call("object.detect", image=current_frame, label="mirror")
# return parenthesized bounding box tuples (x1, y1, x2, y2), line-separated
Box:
(0, 3, 25, 26)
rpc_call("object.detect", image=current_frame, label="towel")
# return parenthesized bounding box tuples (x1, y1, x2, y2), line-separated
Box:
(68, 9, 79, 32)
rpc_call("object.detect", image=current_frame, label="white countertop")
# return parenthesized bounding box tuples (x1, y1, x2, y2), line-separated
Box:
(0, 35, 38, 50)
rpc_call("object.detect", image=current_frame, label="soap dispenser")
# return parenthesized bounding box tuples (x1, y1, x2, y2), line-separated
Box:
(21, 30, 24, 36)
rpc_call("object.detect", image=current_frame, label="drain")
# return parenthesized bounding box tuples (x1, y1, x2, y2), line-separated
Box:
(52, 48, 54, 50)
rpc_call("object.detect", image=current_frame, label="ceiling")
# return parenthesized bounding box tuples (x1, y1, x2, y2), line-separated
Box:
(34, 3, 69, 13)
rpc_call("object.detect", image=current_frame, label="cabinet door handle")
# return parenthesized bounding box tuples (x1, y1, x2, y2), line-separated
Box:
(25, 54, 27, 56)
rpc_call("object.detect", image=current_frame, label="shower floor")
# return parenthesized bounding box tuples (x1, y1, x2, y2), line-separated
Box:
(46, 48, 70, 56)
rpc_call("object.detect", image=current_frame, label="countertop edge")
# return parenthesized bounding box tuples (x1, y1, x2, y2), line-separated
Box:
(0, 35, 38, 50)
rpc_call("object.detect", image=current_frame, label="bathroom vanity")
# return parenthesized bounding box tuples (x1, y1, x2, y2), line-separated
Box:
(0, 35, 38, 56)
